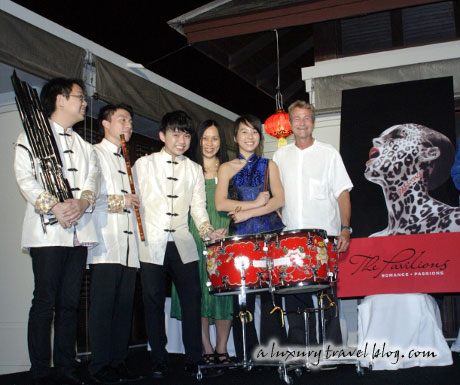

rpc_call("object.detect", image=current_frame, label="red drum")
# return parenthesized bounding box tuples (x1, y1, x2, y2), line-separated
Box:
(269, 229, 333, 294)
(205, 233, 273, 296)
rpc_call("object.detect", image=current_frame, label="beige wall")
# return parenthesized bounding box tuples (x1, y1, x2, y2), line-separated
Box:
(0, 103, 33, 374)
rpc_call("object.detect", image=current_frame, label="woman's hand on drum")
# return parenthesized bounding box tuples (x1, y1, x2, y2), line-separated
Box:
(337, 230, 351, 253)
(209, 228, 227, 240)
(254, 191, 270, 208)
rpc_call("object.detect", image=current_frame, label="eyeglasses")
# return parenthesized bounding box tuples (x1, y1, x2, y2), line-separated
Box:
(68, 94, 87, 102)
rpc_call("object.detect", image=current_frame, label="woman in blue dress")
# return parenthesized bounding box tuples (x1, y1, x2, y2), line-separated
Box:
(215, 114, 287, 361)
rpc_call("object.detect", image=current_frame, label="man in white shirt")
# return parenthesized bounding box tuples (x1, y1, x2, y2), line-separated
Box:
(87, 104, 141, 384)
(273, 100, 353, 348)
(133, 111, 225, 378)
(14, 78, 100, 385)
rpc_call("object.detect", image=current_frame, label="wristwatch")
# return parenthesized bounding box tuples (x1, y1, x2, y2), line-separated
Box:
(341, 225, 352, 234)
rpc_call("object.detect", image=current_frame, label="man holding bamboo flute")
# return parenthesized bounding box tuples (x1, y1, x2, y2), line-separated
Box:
(87, 104, 141, 384)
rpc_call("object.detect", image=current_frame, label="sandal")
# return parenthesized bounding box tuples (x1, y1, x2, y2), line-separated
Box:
(203, 353, 216, 365)
(215, 352, 235, 367)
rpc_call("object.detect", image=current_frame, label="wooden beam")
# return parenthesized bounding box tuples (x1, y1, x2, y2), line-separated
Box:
(194, 41, 230, 67)
(282, 79, 306, 106)
(229, 30, 289, 70)
(183, 0, 442, 43)
(256, 36, 313, 87)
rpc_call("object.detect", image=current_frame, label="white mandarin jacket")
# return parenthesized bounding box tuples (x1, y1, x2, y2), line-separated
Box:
(87, 139, 140, 268)
(14, 121, 100, 249)
(133, 148, 210, 265)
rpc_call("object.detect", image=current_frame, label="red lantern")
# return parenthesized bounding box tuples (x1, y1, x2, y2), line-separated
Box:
(264, 110, 292, 147)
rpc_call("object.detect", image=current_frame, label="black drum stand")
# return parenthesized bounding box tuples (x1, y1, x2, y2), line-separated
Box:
(197, 259, 284, 380)
(198, 232, 359, 383)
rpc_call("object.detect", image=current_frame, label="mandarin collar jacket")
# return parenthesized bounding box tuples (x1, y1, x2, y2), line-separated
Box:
(14, 120, 100, 249)
(87, 139, 140, 267)
(133, 148, 210, 265)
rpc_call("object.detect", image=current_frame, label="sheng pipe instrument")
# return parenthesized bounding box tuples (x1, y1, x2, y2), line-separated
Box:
(12, 71, 73, 232)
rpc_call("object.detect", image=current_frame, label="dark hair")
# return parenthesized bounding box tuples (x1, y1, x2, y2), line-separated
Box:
(193, 120, 229, 167)
(233, 114, 262, 138)
(98, 103, 133, 133)
(160, 110, 194, 135)
(40, 77, 86, 117)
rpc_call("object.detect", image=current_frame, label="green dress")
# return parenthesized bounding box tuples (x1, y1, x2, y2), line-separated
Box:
(170, 178, 233, 321)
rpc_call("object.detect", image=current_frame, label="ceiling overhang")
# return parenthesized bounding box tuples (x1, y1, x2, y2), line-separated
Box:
(181, 0, 442, 43)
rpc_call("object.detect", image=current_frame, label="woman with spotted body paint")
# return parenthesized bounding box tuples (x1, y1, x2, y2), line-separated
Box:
(365, 123, 460, 236)
(359, 123, 457, 370)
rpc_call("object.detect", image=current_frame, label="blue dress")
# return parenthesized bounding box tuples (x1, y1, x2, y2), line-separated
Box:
(228, 154, 287, 360)
(228, 154, 284, 235)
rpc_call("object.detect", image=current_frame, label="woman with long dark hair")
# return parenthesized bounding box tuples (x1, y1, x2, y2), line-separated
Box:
(215, 114, 286, 361)
(170, 120, 234, 365)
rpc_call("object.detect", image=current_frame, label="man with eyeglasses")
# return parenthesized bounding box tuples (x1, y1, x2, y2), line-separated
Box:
(14, 78, 100, 385)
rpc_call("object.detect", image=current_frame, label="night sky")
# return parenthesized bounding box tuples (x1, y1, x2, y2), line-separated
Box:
(12, 0, 275, 119)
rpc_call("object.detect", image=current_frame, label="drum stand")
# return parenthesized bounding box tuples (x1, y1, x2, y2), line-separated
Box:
(269, 285, 320, 385)
(277, 285, 360, 384)
(235, 272, 252, 368)
(197, 262, 287, 380)
(196, 264, 260, 380)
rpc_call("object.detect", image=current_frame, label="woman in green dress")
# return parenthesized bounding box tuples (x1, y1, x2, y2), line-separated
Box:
(170, 120, 233, 365)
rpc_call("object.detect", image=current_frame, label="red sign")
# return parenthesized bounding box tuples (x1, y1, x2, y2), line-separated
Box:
(337, 232, 460, 298)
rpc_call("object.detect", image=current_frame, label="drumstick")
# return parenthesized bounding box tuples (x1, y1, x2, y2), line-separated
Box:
(264, 161, 282, 218)
(120, 134, 145, 241)
(263, 162, 269, 192)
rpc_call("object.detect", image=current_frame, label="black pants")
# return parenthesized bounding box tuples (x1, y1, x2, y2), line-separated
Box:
(285, 287, 342, 347)
(28, 246, 87, 379)
(232, 291, 287, 361)
(88, 263, 136, 375)
(140, 242, 201, 365)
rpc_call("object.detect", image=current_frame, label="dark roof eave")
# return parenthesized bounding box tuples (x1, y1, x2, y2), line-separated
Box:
(180, 0, 441, 43)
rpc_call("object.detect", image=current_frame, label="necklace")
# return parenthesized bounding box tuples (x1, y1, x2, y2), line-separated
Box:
(204, 159, 219, 178)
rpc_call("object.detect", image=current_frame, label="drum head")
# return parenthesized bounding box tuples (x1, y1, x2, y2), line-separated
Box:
(210, 287, 269, 296)
(277, 228, 328, 238)
(275, 282, 330, 295)
(205, 231, 273, 247)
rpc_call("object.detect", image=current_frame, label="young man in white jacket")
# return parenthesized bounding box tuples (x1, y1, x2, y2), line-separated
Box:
(14, 78, 100, 385)
(88, 104, 141, 384)
(133, 111, 225, 378)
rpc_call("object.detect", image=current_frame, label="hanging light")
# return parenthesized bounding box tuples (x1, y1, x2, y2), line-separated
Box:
(264, 29, 292, 148)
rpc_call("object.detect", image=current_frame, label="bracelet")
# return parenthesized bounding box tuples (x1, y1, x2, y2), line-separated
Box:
(199, 221, 214, 239)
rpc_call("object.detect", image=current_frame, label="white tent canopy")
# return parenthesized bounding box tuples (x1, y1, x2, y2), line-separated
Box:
(0, 1, 238, 143)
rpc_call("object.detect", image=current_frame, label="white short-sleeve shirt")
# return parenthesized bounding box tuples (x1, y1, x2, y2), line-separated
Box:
(273, 140, 353, 236)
